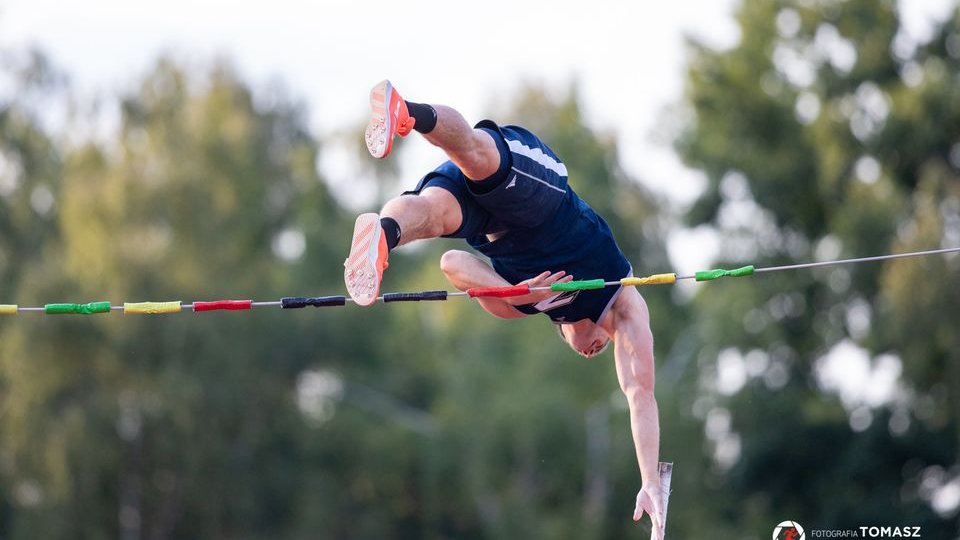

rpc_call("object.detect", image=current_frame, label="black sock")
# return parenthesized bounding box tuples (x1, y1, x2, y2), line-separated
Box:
(405, 101, 437, 134)
(380, 217, 401, 251)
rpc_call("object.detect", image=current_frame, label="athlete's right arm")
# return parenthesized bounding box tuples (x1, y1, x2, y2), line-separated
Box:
(439, 250, 571, 319)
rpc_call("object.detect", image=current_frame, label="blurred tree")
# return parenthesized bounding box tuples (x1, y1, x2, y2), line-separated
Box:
(0, 52, 691, 540)
(0, 48, 67, 310)
(0, 47, 70, 539)
(0, 56, 360, 539)
(676, 0, 959, 536)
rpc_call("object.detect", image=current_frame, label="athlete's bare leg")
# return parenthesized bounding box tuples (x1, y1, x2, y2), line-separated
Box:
(347, 82, 503, 305)
(376, 187, 461, 247)
(377, 105, 502, 245)
(419, 105, 501, 181)
(439, 249, 571, 319)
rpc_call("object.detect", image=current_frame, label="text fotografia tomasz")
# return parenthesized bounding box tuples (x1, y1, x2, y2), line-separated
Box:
(808, 526, 922, 538)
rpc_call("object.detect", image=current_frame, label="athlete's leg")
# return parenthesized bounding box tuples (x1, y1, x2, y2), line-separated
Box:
(344, 187, 463, 306)
(418, 105, 501, 181)
(440, 250, 572, 320)
(365, 80, 501, 180)
(380, 187, 463, 247)
(440, 250, 523, 319)
(598, 288, 664, 538)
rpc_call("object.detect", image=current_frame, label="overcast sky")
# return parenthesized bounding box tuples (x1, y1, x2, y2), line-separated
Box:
(0, 0, 955, 271)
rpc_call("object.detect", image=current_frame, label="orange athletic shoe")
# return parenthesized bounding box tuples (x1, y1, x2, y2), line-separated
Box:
(344, 213, 389, 306)
(364, 80, 415, 159)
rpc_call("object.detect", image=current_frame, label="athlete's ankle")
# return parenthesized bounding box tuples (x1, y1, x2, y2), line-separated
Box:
(380, 217, 402, 251)
(405, 101, 437, 134)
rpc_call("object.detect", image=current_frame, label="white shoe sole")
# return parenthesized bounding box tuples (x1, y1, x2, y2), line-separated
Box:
(344, 213, 384, 306)
(364, 80, 393, 159)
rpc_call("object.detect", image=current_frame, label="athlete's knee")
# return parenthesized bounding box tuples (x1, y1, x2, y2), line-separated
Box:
(440, 250, 479, 289)
(440, 250, 471, 278)
(381, 194, 419, 216)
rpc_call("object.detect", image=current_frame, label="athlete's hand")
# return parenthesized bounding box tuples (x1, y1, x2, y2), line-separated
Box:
(634, 484, 665, 540)
(506, 271, 573, 306)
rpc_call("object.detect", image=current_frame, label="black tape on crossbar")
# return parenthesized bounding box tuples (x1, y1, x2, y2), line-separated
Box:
(382, 291, 448, 303)
(281, 296, 347, 309)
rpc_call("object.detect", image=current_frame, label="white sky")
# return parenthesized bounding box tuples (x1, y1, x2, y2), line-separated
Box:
(0, 0, 740, 202)
(0, 0, 955, 273)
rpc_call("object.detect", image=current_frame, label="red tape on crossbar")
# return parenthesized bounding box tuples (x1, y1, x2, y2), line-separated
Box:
(467, 284, 530, 298)
(193, 300, 253, 312)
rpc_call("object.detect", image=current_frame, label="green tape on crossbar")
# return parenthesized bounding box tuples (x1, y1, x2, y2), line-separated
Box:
(694, 265, 755, 282)
(550, 279, 606, 292)
(45, 301, 112, 315)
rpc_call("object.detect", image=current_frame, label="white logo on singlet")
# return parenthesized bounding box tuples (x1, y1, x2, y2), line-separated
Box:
(533, 291, 579, 312)
(506, 175, 517, 189)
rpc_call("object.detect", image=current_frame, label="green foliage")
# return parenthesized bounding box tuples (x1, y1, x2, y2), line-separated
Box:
(4, 0, 957, 535)
(0, 55, 348, 539)
(0, 53, 688, 539)
(677, 0, 960, 535)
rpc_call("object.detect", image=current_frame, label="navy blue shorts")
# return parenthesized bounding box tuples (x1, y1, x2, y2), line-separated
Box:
(403, 120, 570, 235)
(403, 121, 631, 324)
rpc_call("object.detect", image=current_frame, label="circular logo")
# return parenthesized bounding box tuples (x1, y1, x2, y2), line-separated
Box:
(772, 521, 805, 540)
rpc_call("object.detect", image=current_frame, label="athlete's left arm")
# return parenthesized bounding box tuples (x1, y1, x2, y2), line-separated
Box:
(439, 250, 571, 319)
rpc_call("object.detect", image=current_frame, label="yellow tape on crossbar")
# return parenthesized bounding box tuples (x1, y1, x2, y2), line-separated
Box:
(0, 304, 18, 315)
(123, 301, 182, 315)
(621, 274, 677, 287)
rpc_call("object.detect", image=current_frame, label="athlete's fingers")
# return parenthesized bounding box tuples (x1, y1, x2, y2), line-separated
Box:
(521, 271, 551, 287)
(537, 271, 569, 286)
(648, 502, 663, 540)
(544, 271, 566, 283)
(636, 487, 664, 539)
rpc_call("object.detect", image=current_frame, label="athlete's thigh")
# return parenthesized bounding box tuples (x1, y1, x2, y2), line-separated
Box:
(417, 178, 496, 239)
